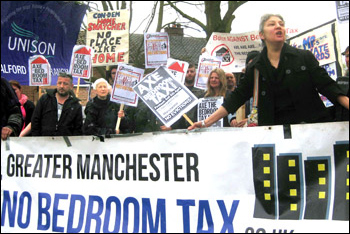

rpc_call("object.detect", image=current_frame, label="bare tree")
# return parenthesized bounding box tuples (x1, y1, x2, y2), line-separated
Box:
(166, 1, 247, 40)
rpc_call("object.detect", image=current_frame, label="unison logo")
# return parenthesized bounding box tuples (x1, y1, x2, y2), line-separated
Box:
(8, 22, 56, 57)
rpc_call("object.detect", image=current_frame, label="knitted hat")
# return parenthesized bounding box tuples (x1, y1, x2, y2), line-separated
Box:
(92, 78, 110, 90)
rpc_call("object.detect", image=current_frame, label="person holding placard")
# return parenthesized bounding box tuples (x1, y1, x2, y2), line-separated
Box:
(83, 78, 132, 136)
(189, 14, 349, 130)
(31, 72, 83, 136)
(203, 68, 230, 127)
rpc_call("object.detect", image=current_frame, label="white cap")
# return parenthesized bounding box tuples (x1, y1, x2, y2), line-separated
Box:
(92, 78, 111, 90)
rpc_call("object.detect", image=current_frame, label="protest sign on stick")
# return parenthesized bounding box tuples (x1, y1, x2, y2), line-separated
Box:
(28, 55, 51, 87)
(133, 66, 198, 127)
(144, 33, 170, 68)
(111, 64, 144, 132)
(197, 97, 224, 127)
(195, 55, 221, 90)
(69, 45, 93, 97)
(167, 58, 189, 84)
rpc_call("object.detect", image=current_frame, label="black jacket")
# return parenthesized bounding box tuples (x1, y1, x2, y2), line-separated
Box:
(31, 89, 83, 136)
(223, 43, 346, 126)
(83, 95, 132, 135)
(1, 77, 23, 136)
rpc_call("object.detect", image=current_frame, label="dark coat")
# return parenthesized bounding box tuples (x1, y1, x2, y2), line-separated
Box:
(83, 95, 132, 135)
(31, 89, 83, 136)
(1, 77, 23, 136)
(23, 100, 35, 128)
(223, 43, 346, 126)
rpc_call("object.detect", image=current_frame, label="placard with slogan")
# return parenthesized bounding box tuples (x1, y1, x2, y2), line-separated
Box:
(197, 97, 224, 128)
(288, 20, 343, 78)
(28, 55, 51, 86)
(195, 55, 222, 90)
(205, 32, 263, 73)
(167, 58, 189, 84)
(69, 45, 93, 79)
(144, 32, 170, 68)
(110, 64, 144, 107)
(133, 66, 198, 127)
(86, 10, 129, 66)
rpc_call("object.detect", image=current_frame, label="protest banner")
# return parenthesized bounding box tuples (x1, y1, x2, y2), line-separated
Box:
(86, 10, 129, 66)
(1, 1, 87, 85)
(287, 20, 343, 78)
(195, 55, 222, 90)
(28, 55, 51, 86)
(133, 66, 198, 127)
(1, 122, 349, 233)
(335, 1, 349, 23)
(205, 32, 264, 73)
(167, 58, 189, 84)
(197, 97, 224, 128)
(144, 33, 170, 68)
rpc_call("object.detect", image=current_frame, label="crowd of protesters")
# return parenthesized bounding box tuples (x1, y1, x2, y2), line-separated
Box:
(1, 14, 349, 140)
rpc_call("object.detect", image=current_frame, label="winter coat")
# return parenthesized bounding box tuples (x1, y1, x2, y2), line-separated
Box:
(83, 95, 132, 135)
(0, 77, 23, 136)
(223, 43, 346, 126)
(31, 89, 83, 136)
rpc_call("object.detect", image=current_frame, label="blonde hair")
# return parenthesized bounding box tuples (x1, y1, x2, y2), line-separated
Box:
(205, 68, 227, 98)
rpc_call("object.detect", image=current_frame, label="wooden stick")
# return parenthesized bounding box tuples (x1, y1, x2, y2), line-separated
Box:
(76, 77, 81, 98)
(183, 114, 194, 126)
(116, 104, 125, 133)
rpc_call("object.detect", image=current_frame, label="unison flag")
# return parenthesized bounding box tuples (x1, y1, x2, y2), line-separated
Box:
(1, 1, 87, 85)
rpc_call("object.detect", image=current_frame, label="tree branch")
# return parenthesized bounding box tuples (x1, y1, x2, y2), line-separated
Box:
(167, 1, 207, 34)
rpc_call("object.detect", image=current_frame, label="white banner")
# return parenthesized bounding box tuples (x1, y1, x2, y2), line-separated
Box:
(86, 10, 129, 66)
(205, 32, 263, 73)
(1, 122, 349, 233)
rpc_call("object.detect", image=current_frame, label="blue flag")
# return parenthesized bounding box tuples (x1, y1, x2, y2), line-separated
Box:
(1, 1, 87, 85)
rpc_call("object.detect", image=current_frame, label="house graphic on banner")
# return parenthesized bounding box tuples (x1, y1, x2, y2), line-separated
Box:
(216, 47, 231, 62)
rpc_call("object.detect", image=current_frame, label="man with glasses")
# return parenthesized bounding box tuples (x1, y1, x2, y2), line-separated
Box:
(31, 72, 83, 136)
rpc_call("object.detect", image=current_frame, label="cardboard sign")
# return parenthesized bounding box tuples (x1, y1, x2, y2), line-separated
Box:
(144, 32, 170, 68)
(110, 64, 144, 107)
(167, 58, 189, 84)
(197, 97, 224, 127)
(195, 55, 221, 90)
(69, 45, 93, 79)
(133, 66, 198, 127)
(28, 55, 51, 86)
(86, 10, 130, 66)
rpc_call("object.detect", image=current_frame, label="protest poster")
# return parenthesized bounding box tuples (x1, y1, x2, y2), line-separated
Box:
(69, 45, 93, 79)
(288, 20, 343, 77)
(144, 32, 170, 68)
(205, 32, 263, 73)
(195, 55, 222, 90)
(335, 1, 349, 23)
(133, 66, 198, 127)
(1, 122, 349, 233)
(167, 58, 189, 84)
(28, 55, 51, 86)
(1, 1, 87, 85)
(197, 97, 224, 128)
(86, 10, 129, 66)
(110, 64, 144, 107)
